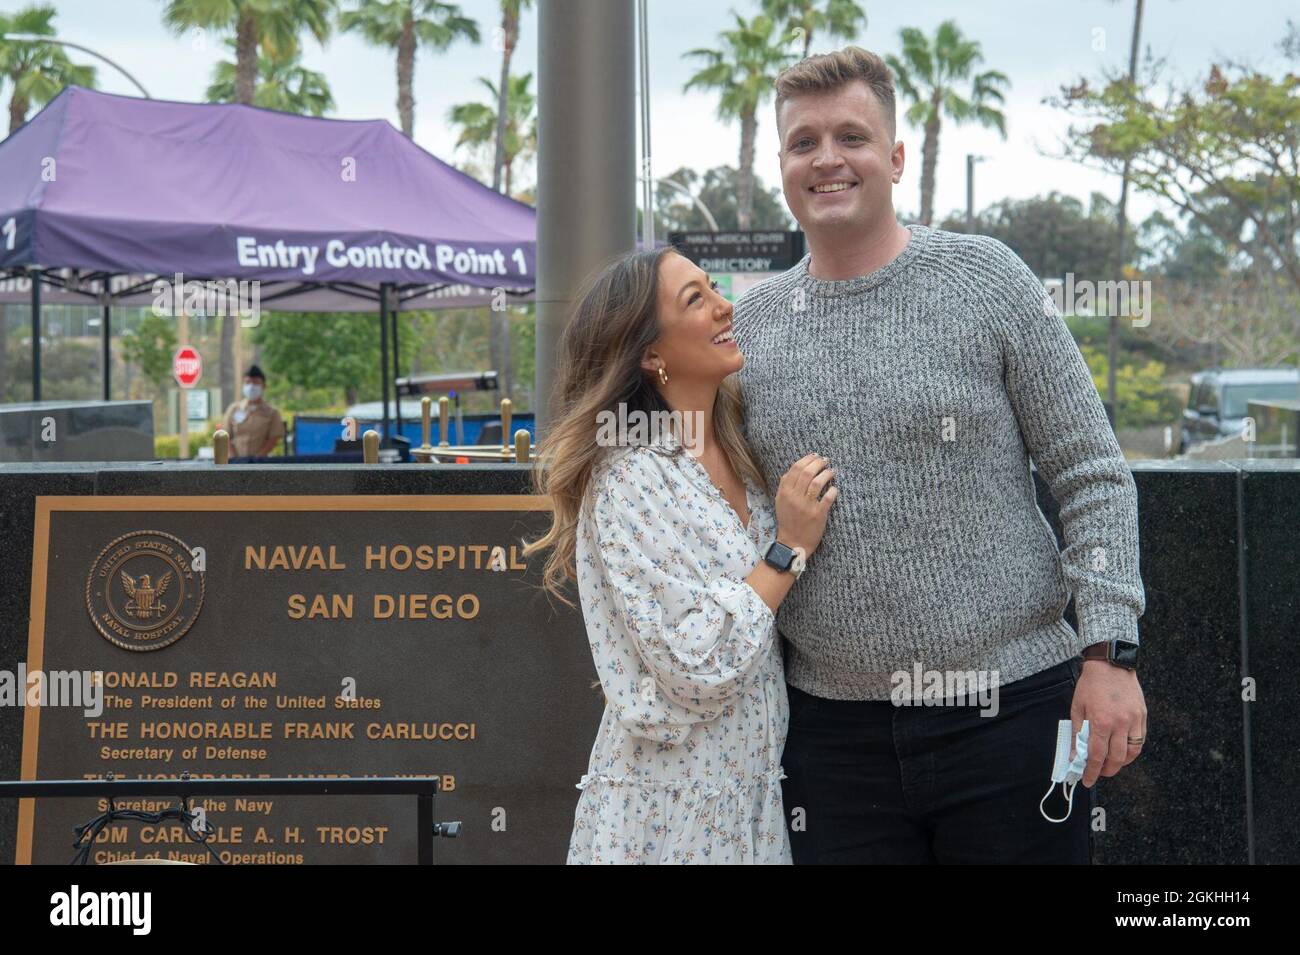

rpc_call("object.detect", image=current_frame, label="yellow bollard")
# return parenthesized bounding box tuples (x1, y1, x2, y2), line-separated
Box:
(514, 428, 531, 463)
(213, 429, 230, 466)
(499, 398, 513, 456)
(438, 397, 451, 447)
(412, 397, 436, 463)
(362, 429, 380, 464)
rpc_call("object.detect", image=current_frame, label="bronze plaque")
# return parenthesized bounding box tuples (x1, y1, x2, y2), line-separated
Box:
(19, 495, 601, 864)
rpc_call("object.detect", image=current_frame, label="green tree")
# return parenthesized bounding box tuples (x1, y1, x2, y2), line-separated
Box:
(885, 20, 1008, 226)
(1080, 346, 1180, 430)
(446, 71, 536, 400)
(683, 12, 795, 230)
(339, 0, 479, 138)
(654, 165, 793, 233)
(1137, 210, 1232, 282)
(252, 311, 414, 408)
(122, 313, 179, 395)
(1054, 55, 1300, 294)
(43, 339, 99, 399)
(490, 0, 531, 191)
(1144, 272, 1299, 370)
(1283, 18, 1300, 60)
(206, 38, 334, 113)
(0, 4, 96, 134)
(447, 73, 536, 197)
(762, 0, 866, 59)
(161, 0, 335, 105)
(940, 192, 1125, 280)
(1, 335, 100, 401)
(392, 305, 524, 413)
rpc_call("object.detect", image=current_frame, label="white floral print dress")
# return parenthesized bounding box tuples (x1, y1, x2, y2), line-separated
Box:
(567, 430, 791, 864)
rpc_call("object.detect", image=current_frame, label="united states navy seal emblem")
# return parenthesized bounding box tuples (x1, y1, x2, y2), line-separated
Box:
(86, 531, 204, 651)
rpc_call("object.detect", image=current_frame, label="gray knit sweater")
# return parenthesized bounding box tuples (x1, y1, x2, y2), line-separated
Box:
(733, 224, 1146, 700)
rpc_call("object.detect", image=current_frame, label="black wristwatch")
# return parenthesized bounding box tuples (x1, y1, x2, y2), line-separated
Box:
(1081, 639, 1139, 671)
(763, 540, 806, 579)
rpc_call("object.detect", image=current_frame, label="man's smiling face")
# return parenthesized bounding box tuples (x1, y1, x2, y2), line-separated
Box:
(777, 80, 903, 236)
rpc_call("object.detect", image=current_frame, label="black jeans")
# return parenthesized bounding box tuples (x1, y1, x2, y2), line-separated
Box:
(781, 651, 1093, 864)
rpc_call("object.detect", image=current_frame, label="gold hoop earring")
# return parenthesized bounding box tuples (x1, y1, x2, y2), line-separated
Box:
(657, 366, 669, 386)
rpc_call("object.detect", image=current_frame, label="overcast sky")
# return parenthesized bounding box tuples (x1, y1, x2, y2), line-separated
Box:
(18, 0, 1299, 226)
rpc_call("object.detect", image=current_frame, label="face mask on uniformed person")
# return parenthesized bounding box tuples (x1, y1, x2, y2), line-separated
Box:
(1039, 719, 1089, 823)
(243, 383, 263, 400)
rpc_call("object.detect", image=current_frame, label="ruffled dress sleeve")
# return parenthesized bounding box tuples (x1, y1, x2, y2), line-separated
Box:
(584, 451, 776, 744)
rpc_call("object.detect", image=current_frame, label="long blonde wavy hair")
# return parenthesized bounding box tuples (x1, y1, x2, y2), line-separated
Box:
(522, 247, 770, 607)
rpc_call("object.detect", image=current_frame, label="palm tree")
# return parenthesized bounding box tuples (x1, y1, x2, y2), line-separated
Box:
(491, 0, 531, 193)
(448, 72, 536, 401)
(447, 73, 536, 197)
(162, 1, 336, 105)
(207, 39, 334, 114)
(339, 0, 479, 138)
(886, 20, 1008, 226)
(762, 0, 867, 60)
(160, 0, 336, 413)
(0, 4, 96, 134)
(683, 12, 795, 230)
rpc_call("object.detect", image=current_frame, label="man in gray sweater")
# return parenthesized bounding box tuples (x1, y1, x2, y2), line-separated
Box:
(733, 46, 1148, 863)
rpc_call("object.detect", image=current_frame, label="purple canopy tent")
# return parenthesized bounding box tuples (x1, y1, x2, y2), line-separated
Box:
(0, 86, 536, 439)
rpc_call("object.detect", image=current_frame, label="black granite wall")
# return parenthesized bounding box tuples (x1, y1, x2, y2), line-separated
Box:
(1238, 462, 1300, 864)
(1, 459, 1295, 864)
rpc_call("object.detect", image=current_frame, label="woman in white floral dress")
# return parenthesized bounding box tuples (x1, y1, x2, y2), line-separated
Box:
(523, 247, 838, 864)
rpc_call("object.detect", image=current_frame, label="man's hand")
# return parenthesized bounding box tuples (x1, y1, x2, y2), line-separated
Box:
(1070, 660, 1146, 787)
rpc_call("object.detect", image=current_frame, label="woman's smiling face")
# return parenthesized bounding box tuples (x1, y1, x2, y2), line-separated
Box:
(642, 251, 743, 385)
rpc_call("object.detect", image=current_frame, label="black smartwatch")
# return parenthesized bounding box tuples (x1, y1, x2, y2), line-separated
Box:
(1081, 639, 1139, 671)
(763, 540, 806, 579)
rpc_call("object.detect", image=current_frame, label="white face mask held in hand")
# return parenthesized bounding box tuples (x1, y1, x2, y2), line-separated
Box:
(1039, 719, 1090, 823)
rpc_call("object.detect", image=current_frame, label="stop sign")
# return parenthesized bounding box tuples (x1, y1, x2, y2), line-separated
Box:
(172, 346, 202, 388)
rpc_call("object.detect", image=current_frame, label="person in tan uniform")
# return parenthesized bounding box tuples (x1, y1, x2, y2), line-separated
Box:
(221, 365, 285, 457)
